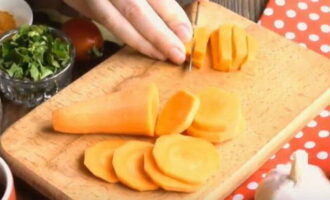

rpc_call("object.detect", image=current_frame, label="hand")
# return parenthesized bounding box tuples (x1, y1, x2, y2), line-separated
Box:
(64, 0, 206, 64)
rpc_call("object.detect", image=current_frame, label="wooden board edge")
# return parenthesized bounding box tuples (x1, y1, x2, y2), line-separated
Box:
(205, 88, 330, 199)
(0, 143, 71, 200)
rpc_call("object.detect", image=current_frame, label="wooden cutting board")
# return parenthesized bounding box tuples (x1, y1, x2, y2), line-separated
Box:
(1, 2, 330, 200)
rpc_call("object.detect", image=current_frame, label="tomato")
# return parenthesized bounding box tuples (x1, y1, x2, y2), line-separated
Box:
(62, 18, 104, 62)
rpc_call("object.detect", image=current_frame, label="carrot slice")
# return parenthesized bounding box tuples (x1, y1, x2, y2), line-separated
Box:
(210, 29, 220, 69)
(185, 40, 193, 57)
(192, 26, 212, 68)
(144, 148, 200, 192)
(246, 34, 258, 63)
(52, 83, 159, 136)
(84, 139, 127, 183)
(153, 134, 220, 184)
(192, 87, 241, 132)
(155, 90, 200, 136)
(187, 114, 245, 143)
(214, 24, 233, 72)
(232, 26, 248, 71)
(112, 141, 159, 191)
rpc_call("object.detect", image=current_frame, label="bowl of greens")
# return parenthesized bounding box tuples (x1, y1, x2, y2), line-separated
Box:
(0, 25, 75, 107)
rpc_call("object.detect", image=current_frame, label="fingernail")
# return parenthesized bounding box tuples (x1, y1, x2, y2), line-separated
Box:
(175, 24, 192, 42)
(169, 47, 185, 64)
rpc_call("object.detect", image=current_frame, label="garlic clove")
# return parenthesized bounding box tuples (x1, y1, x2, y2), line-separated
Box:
(289, 150, 308, 184)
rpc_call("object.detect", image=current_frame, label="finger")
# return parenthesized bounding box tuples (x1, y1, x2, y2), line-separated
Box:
(85, 0, 166, 61)
(147, 0, 192, 43)
(111, 0, 186, 64)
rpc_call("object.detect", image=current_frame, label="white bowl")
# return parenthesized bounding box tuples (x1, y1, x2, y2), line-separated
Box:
(0, 157, 15, 200)
(0, 0, 33, 26)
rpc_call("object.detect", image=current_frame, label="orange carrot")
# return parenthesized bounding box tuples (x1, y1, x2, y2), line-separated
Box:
(52, 83, 159, 136)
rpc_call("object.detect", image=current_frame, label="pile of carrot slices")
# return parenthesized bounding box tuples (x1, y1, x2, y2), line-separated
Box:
(52, 82, 244, 192)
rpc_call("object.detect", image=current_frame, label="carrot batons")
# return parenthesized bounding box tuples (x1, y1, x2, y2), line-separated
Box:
(192, 87, 242, 132)
(192, 27, 212, 68)
(52, 83, 159, 136)
(246, 35, 258, 62)
(144, 148, 200, 192)
(155, 90, 200, 136)
(232, 26, 248, 71)
(112, 141, 159, 191)
(210, 24, 257, 72)
(153, 134, 220, 184)
(216, 24, 233, 72)
(210, 29, 220, 70)
(84, 139, 126, 183)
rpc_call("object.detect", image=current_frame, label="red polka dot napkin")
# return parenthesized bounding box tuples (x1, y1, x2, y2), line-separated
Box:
(226, 1, 330, 200)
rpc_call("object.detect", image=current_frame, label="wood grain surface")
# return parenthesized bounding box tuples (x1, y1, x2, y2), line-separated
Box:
(1, 1, 330, 200)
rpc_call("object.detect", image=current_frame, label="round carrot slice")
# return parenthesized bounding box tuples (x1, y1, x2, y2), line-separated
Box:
(155, 90, 200, 136)
(113, 141, 159, 191)
(84, 139, 126, 183)
(187, 113, 245, 143)
(144, 148, 200, 192)
(153, 135, 220, 184)
(193, 87, 241, 132)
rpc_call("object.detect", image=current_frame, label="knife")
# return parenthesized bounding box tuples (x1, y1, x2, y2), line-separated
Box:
(184, 1, 200, 72)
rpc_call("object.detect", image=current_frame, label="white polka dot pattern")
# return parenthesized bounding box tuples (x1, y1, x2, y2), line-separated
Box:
(264, 8, 274, 16)
(309, 13, 320, 20)
(286, 9, 297, 18)
(247, 182, 259, 190)
(318, 130, 329, 138)
(232, 194, 244, 200)
(274, 20, 285, 28)
(304, 141, 316, 149)
(297, 22, 308, 31)
(309, 34, 320, 41)
(295, 131, 304, 138)
(317, 151, 328, 160)
(275, 0, 286, 6)
(320, 110, 330, 117)
(307, 120, 318, 127)
(298, 2, 308, 10)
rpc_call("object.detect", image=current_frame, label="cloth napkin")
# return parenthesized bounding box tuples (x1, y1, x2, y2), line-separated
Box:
(226, 0, 330, 199)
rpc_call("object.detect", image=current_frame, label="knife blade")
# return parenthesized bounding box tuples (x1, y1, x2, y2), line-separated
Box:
(184, 1, 200, 72)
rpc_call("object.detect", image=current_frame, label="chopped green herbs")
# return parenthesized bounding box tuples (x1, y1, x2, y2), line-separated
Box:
(0, 25, 70, 81)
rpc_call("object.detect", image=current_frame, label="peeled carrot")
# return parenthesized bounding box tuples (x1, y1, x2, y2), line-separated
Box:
(153, 134, 220, 184)
(144, 148, 200, 192)
(84, 139, 127, 183)
(232, 26, 248, 71)
(155, 90, 200, 136)
(52, 83, 159, 136)
(112, 141, 159, 191)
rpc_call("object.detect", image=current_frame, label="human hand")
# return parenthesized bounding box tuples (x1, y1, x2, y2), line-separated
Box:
(64, 0, 207, 64)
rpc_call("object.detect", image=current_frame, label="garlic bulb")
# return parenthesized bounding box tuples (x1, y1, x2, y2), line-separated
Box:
(255, 150, 330, 200)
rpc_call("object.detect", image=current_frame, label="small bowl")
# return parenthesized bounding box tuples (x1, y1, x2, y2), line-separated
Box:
(0, 0, 33, 27)
(0, 27, 75, 107)
(0, 157, 16, 200)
